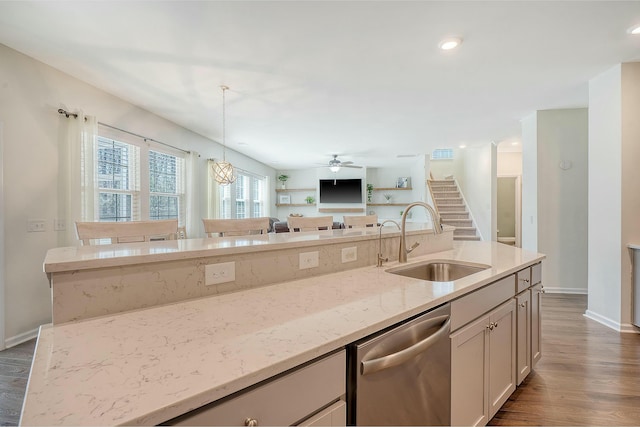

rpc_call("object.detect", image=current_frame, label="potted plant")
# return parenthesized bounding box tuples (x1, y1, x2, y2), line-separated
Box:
(277, 174, 289, 189)
(366, 183, 374, 203)
(384, 194, 392, 204)
(305, 196, 315, 204)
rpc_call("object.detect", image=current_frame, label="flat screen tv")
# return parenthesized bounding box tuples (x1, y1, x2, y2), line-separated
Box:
(319, 179, 362, 203)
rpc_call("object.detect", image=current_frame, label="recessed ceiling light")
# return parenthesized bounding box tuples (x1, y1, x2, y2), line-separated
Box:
(459, 144, 467, 149)
(627, 24, 640, 34)
(439, 37, 463, 51)
(511, 141, 520, 146)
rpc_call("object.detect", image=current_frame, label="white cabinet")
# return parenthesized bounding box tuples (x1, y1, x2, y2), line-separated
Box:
(451, 299, 516, 426)
(515, 290, 531, 385)
(168, 350, 346, 426)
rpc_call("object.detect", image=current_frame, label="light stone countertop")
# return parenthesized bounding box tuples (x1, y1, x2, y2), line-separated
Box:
(23, 241, 544, 426)
(43, 223, 445, 274)
(628, 243, 640, 250)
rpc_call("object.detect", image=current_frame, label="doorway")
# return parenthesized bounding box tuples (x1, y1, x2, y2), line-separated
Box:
(497, 176, 521, 247)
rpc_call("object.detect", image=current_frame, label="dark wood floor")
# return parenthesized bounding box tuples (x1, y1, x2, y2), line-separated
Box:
(0, 339, 35, 426)
(0, 295, 639, 426)
(490, 294, 640, 426)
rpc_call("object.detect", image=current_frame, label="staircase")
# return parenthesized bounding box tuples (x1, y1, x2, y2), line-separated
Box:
(428, 179, 480, 241)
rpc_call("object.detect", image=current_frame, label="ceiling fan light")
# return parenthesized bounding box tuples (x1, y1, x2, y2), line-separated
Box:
(329, 165, 341, 173)
(628, 24, 640, 34)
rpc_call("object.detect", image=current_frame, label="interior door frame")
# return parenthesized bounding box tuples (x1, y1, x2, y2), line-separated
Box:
(0, 121, 5, 350)
(497, 175, 522, 248)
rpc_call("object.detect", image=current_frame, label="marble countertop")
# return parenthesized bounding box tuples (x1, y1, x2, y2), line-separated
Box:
(43, 223, 449, 274)
(23, 241, 544, 426)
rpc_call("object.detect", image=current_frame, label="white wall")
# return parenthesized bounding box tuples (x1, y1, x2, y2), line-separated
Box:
(537, 109, 589, 294)
(587, 63, 640, 330)
(588, 65, 622, 325)
(521, 112, 538, 252)
(459, 144, 495, 241)
(0, 44, 275, 345)
(497, 151, 522, 176)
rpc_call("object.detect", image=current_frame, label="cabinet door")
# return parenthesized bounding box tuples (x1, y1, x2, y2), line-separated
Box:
(531, 283, 543, 367)
(451, 314, 490, 427)
(299, 400, 346, 427)
(516, 291, 531, 385)
(488, 299, 516, 419)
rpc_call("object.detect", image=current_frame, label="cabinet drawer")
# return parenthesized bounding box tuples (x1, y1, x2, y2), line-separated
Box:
(531, 263, 542, 285)
(451, 275, 515, 332)
(169, 350, 346, 426)
(516, 268, 531, 293)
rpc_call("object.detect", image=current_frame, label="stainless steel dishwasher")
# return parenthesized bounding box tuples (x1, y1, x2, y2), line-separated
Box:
(347, 303, 451, 425)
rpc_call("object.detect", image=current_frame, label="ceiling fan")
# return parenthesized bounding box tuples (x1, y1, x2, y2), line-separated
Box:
(320, 155, 363, 172)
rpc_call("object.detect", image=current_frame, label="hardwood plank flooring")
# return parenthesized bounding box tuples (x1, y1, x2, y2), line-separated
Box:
(490, 294, 640, 426)
(0, 339, 35, 426)
(0, 295, 638, 426)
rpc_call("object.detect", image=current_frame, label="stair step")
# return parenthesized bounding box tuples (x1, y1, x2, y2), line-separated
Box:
(442, 219, 472, 227)
(453, 227, 477, 236)
(440, 212, 469, 219)
(433, 191, 460, 197)
(430, 185, 458, 192)
(430, 180, 455, 185)
(438, 204, 466, 212)
(435, 198, 463, 205)
(454, 235, 481, 241)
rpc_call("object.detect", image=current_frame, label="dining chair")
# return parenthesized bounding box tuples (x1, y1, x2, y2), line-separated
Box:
(343, 214, 378, 229)
(202, 217, 270, 237)
(287, 215, 334, 232)
(75, 219, 179, 245)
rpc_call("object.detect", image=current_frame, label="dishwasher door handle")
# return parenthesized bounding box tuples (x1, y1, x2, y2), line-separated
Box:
(361, 315, 450, 376)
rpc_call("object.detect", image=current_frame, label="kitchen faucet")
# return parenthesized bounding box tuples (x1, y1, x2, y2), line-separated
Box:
(377, 219, 401, 267)
(399, 202, 443, 263)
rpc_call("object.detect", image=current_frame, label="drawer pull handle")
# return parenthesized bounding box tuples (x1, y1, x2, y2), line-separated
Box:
(245, 418, 258, 426)
(519, 303, 526, 308)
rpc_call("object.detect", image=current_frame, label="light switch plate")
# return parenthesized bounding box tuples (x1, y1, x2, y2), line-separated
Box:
(205, 262, 236, 286)
(341, 246, 357, 263)
(299, 251, 319, 269)
(27, 219, 46, 232)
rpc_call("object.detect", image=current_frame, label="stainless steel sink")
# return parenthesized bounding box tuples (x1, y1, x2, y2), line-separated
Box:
(386, 260, 491, 282)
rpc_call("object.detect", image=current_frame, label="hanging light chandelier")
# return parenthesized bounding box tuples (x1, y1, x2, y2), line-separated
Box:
(210, 85, 236, 185)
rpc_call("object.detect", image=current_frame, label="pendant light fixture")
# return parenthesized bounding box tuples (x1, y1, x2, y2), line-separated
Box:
(211, 85, 236, 185)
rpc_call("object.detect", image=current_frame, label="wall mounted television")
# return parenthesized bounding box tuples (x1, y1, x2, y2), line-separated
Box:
(319, 178, 363, 203)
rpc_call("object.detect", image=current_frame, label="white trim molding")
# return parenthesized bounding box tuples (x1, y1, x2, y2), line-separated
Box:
(0, 122, 4, 351)
(4, 327, 39, 349)
(584, 310, 639, 334)
(544, 286, 588, 295)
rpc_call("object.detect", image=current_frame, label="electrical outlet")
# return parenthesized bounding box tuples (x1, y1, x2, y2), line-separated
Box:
(341, 246, 357, 263)
(205, 262, 236, 286)
(299, 251, 319, 270)
(27, 219, 46, 232)
(54, 218, 66, 231)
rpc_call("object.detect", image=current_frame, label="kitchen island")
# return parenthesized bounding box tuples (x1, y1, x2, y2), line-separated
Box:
(22, 229, 544, 426)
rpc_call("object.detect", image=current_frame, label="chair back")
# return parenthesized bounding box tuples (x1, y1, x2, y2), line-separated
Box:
(202, 217, 270, 237)
(343, 214, 378, 229)
(287, 215, 334, 232)
(75, 219, 178, 245)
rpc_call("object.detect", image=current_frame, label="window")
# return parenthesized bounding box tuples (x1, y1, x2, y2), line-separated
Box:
(218, 170, 266, 219)
(431, 148, 454, 160)
(91, 129, 185, 224)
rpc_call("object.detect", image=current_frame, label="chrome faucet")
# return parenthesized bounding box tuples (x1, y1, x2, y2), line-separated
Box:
(399, 202, 443, 263)
(377, 219, 401, 267)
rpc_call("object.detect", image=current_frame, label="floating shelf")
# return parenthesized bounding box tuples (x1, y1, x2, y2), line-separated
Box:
(367, 203, 406, 207)
(373, 187, 412, 191)
(318, 208, 365, 213)
(276, 203, 316, 207)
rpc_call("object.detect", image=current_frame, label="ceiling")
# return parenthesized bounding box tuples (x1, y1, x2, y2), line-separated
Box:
(1, 1, 639, 170)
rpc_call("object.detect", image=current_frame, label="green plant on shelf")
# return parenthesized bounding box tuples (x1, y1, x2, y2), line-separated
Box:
(277, 174, 289, 189)
(384, 194, 393, 203)
(366, 183, 374, 203)
(305, 196, 315, 204)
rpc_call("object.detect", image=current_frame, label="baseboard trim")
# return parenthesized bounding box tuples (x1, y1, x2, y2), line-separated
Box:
(4, 327, 38, 348)
(544, 286, 588, 295)
(583, 310, 639, 333)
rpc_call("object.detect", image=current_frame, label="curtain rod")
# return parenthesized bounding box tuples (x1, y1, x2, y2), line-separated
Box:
(58, 108, 190, 154)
